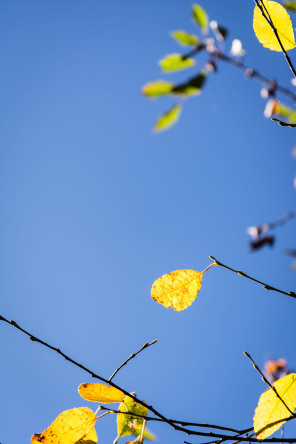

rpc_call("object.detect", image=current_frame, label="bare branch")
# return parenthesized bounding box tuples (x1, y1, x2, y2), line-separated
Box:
(209, 257, 296, 299)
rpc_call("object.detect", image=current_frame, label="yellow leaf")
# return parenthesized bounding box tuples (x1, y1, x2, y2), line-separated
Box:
(254, 373, 296, 439)
(78, 383, 125, 403)
(151, 269, 203, 311)
(31, 407, 97, 444)
(253, 1, 296, 51)
(75, 427, 98, 443)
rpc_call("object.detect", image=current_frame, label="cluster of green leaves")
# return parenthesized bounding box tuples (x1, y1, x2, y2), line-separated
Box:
(143, 1, 296, 132)
(142, 4, 218, 132)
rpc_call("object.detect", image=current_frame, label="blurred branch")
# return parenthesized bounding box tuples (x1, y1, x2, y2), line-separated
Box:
(2, 313, 296, 442)
(249, 210, 296, 235)
(183, 44, 296, 102)
(209, 256, 296, 299)
(215, 50, 296, 102)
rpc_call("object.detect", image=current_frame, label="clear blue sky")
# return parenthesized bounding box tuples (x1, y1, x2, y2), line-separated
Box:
(1, 1, 296, 443)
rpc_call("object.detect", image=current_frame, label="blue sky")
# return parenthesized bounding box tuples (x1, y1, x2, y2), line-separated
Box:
(1, 1, 296, 443)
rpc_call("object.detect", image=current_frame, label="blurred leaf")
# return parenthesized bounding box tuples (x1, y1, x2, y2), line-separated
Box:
(254, 373, 296, 439)
(192, 4, 209, 31)
(173, 71, 207, 96)
(134, 427, 156, 441)
(159, 54, 195, 72)
(210, 20, 228, 40)
(277, 102, 296, 122)
(151, 269, 203, 311)
(153, 104, 182, 132)
(117, 395, 148, 439)
(75, 427, 98, 444)
(250, 235, 275, 251)
(283, 1, 296, 12)
(217, 25, 228, 40)
(31, 408, 97, 444)
(230, 39, 246, 56)
(141, 80, 174, 98)
(78, 383, 125, 403)
(253, 1, 295, 51)
(171, 30, 200, 46)
(267, 101, 296, 126)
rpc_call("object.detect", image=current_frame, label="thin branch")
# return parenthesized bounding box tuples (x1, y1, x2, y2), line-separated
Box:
(184, 436, 296, 444)
(109, 339, 157, 382)
(253, 0, 296, 78)
(209, 256, 296, 299)
(98, 406, 247, 434)
(244, 352, 295, 417)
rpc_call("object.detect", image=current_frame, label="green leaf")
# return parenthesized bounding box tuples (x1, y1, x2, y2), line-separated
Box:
(153, 104, 182, 132)
(117, 395, 148, 438)
(192, 4, 209, 31)
(171, 30, 200, 46)
(173, 71, 207, 96)
(283, 1, 296, 12)
(277, 103, 296, 122)
(142, 80, 174, 98)
(158, 54, 195, 72)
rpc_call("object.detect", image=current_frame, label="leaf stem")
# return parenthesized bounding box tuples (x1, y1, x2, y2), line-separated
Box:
(202, 263, 217, 274)
(209, 256, 296, 299)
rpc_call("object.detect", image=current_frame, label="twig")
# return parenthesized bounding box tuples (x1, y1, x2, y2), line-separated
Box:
(109, 340, 157, 382)
(253, 0, 296, 78)
(244, 352, 295, 417)
(98, 406, 247, 433)
(209, 256, 296, 299)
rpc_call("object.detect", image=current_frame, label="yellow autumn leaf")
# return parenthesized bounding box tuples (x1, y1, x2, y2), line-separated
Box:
(75, 427, 98, 443)
(254, 373, 296, 439)
(31, 407, 97, 444)
(151, 269, 203, 311)
(78, 383, 125, 403)
(253, 1, 296, 51)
